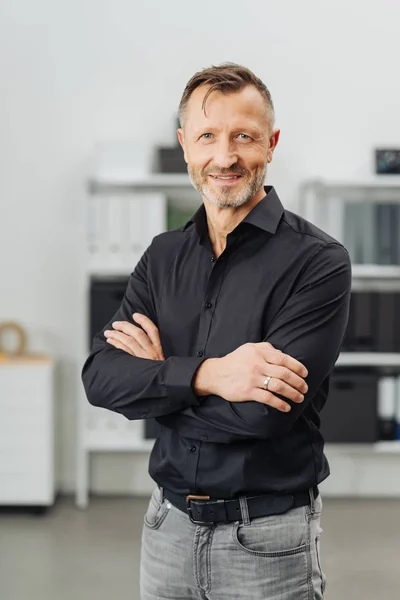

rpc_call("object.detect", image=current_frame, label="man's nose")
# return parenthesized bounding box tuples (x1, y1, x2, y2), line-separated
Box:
(213, 139, 238, 169)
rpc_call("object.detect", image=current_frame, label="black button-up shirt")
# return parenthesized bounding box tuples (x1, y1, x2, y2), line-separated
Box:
(82, 186, 351, 498)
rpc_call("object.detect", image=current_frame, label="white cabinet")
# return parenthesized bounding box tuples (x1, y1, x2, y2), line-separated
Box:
(0, 356, 55, 506)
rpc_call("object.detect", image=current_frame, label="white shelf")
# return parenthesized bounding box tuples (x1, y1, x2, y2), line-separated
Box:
(374, 441, 400, 453)
(336, 353, 400, 367)
(325, 442, 400, 454)
(91, 173, 192, 190)
(85, 439, 154, 452)
(351, 264, 400, 279)
(86, 440, 400, 454)
(303, 177, 400, 191)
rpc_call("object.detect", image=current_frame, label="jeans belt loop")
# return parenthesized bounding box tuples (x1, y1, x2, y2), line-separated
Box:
(308, 486, 316, 514)
(239, 496, 251, 526)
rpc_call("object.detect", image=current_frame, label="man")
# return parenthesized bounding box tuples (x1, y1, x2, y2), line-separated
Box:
(82, 63, 351, 599)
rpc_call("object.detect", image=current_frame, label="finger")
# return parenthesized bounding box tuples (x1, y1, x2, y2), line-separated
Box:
(133, 313, 165, 360)
(106, 330, 158, 359)
(250, 388, 292, 412)
(263, 363, 308, 394)
(106, 337, 135, 356)
(258, 343, 308, 377)
(111, 321, 156, 356)
(261, 376, 304, 404)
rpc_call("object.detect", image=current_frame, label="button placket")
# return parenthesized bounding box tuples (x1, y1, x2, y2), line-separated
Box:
(195, 248, 227, 362)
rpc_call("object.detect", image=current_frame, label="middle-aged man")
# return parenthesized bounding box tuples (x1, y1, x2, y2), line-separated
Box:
(82, 63, 351, 599)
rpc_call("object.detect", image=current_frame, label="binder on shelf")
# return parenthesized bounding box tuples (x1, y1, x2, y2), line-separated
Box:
(343, 203, 364, 264)
(128, 194, 145, 255)
(320, 371, 378, 443)
(87, 194, 114, 266)
(127, 193, 167, 256)
(377, 376, 396, 441)
(377, 293, 397, 352)
(87, 195, 101, 255)
(343, 291, 400, 353)
(389, 204, 400, 265)
(396, 205, 400, 265)
(376, 204, 397, 265)
(89, 276, 130, 349)
(362, 203, 376, 264)
(87, 192, 167, 272)
(396, 377, 400, 441)
(108, 195, 123, 255)
(395, 204, 400, 265)
(343, 292, 377, 352)
(337, 200, 400, 266)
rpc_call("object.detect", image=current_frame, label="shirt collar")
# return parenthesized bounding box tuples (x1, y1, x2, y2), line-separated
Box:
(183, 186, 284, 237)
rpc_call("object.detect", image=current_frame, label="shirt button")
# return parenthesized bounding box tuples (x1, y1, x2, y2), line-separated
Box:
(211, 256, 216, 262)
(190, 445, 197, 453)
(205, 301, 212, 309)
(197, 350, 204, 357)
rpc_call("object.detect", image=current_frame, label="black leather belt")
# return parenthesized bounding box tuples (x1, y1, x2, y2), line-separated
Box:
(163, 486, 319, 525)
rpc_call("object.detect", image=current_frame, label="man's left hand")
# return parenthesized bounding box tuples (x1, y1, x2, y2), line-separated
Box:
(104, 313, 165, 360)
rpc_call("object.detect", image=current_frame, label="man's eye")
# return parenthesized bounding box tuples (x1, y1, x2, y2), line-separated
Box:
(201, 133, 213, 139)
(237, 133, 250, 140)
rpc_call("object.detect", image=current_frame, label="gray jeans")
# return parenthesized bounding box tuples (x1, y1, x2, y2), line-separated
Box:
(140, 486, 326, 600)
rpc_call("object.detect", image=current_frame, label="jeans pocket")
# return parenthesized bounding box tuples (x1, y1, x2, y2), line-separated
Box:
(144, 487, 171, 530)
(232, 507, 308, 557)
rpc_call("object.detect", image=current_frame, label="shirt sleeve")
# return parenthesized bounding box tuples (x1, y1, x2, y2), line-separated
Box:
(81, 248, 206, 419)
(158, 243, 352, 442)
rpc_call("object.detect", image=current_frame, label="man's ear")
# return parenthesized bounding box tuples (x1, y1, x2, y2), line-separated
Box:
(177, 128, 188, 163)
(267, 129, 280, 163)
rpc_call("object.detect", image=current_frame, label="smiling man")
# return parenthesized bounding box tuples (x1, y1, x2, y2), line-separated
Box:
(82, 63, 351, 599)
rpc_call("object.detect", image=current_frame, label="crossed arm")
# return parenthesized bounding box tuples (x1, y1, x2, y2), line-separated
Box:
(82, 243, 351, 442)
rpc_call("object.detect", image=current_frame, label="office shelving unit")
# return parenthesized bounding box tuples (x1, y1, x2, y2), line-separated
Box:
(76, 175, 400, 506)
(76, 173, 200, 507)
(300, 179, 400, 496)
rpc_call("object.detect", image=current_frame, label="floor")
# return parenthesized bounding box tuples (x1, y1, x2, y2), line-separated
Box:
(1, 496, 399, 600)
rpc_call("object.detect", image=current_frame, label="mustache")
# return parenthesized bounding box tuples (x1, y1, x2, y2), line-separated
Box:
(204, 167, 248, 177)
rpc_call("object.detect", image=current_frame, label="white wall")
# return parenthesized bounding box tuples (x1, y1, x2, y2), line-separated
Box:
(1, 0, 399, 495)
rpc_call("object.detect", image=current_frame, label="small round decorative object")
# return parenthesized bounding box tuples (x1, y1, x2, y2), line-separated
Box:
(263, 376, 271, 391)
(0, 321, 27, 356)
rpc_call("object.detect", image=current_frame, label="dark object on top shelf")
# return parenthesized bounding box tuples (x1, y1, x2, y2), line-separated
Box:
(375, 149, 400, 174)
(157, 146, 187, 173)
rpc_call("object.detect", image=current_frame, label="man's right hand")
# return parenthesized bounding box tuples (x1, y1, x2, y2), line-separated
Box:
(193, 342, 308, 413)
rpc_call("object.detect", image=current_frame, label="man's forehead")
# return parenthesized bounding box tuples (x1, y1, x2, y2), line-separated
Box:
(185, 85, 269, 128)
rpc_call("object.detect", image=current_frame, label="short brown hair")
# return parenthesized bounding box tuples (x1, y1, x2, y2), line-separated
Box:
(178, 62, 275, 129)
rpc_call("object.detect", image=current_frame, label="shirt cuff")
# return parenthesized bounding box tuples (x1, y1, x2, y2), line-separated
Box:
(164, 356, 207, 407)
